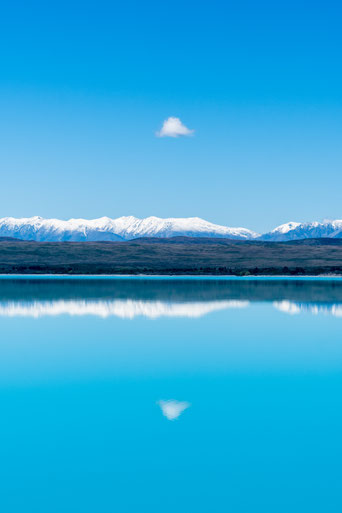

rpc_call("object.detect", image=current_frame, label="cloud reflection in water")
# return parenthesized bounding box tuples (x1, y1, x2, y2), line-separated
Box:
(157, 400, 190, 420)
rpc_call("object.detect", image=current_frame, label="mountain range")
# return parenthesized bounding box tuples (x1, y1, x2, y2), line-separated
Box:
(0, 216, 341, 242)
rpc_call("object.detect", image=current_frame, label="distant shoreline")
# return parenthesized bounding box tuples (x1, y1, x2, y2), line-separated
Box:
(1, 274, 342, 280)
(0, 238, 342, 277)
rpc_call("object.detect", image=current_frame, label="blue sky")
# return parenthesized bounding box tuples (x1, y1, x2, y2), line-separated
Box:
(0, 0, 341, 232)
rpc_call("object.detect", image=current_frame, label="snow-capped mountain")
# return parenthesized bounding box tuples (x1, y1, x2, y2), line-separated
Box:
(0, 217, 124, 242)
(1, 216, 342, 242)
(261, 220, 342, 241)
(0, 216, 259, 242)
(107, 216, 258, 240)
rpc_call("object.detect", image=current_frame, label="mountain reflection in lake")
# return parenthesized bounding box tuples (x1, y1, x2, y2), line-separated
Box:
(0, 276, 341, 318)
(0, 277, 342, 513)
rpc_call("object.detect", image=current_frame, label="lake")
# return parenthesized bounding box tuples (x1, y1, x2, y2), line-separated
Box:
(0, 276, 342, 513)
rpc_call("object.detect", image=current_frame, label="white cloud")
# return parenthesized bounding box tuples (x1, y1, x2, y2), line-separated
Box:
(157, 400, 190, 420)
(156, 117, 194, 138)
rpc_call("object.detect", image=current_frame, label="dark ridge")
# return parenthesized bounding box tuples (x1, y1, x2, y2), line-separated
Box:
(285, 238, 342, 246)
(0, 237, 24, 242)
(129, 236, 242, 244)
(129, 236, 342, 245)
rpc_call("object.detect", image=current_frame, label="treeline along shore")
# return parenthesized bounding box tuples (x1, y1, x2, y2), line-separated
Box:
(0, 237, 342, 276)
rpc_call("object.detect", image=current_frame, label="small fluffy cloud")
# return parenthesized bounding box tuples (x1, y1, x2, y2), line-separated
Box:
(157, 399, 190, 420)
(156, 117, 194, 138)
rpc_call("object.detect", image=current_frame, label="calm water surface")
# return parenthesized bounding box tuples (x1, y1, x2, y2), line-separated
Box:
(0, 277, 342, 513)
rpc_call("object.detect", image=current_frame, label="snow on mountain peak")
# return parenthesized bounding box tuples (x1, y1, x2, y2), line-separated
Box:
(261, 219, 342, 241)
(1, 216, 342, 242)
(270, 222, 301, 234)
(0, 216, 259, 242)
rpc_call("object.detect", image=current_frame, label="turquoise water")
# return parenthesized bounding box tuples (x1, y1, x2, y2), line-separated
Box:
(0, 277, 342, 512)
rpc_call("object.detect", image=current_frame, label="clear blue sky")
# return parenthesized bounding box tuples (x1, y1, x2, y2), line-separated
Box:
(0, 0, 341, 232)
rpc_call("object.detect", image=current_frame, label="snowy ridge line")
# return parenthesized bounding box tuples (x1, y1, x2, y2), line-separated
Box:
(0, 216, 258, 242)
(0, 216, 341, 242)
(261, 220, 342, 241)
